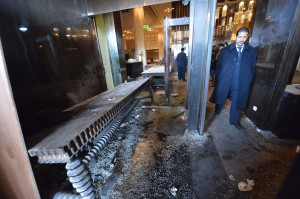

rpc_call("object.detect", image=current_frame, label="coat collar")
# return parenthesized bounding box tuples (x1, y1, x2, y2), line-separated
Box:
(229, 43, 249, 51)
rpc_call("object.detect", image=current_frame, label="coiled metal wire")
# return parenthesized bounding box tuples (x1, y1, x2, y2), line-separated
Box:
(65, 160, 95, 199)
(57, 95, 151, 198)
(82, 97, 143, 165)
(53, 191, 82, 199)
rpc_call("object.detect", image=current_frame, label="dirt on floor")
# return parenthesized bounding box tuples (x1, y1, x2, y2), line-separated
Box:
(34, 75, 300, 199)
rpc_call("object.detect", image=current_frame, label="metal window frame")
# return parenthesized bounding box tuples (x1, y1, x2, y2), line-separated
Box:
(164, 0, 217, 134)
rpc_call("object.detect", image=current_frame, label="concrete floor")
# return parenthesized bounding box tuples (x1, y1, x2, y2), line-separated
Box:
(35, 74, 300, 198)
(86, 76, 300, 199)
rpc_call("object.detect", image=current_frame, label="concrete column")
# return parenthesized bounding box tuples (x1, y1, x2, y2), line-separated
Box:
(103, 13, 123, 86)
(158, 29, 165, 62)
(133, 7, 147, 69)
(187, 0, 217, 133)
(95, 14, 114, 90)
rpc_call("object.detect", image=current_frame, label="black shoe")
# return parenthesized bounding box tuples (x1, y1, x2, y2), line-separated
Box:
(231, 123, 244, 130)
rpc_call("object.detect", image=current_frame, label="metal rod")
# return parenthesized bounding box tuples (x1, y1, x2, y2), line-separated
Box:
(164, 18, 170, 102)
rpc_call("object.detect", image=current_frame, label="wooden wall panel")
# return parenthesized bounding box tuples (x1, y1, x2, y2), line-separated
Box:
(0, 39, 40, 199)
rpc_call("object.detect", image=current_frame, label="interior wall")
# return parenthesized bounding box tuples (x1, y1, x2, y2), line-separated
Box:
(245, 0, 300, 129)
(0, 0, 107, 135)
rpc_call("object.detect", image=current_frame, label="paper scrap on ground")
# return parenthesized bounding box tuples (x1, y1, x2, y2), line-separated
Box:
(170, 186, 177, 196)
(238, 179, 255, 191)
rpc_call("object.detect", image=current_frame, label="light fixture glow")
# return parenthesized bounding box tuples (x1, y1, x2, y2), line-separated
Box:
(19, 27, 27, 32)
(222, 5, 228, 17)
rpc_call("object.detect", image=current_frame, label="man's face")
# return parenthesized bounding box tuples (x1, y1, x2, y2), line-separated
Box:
(236, 31, 248, 46)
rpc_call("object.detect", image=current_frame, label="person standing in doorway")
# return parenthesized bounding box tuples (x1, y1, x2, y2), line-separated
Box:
(209, 27, 257, 129)
(176, 48, 187, 81)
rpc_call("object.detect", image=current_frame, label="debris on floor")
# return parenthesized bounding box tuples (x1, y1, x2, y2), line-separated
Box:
(229, 175, 237, 181)
(155, 90, 165, 95)
(32, 74, 300, 199)
(238, 179, 255, 191)
(170, 186, 177, 196)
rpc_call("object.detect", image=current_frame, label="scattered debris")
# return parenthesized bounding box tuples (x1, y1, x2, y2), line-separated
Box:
(135, 115, 140, 119)
(229, 175, 237, 181)
(96, 175, 103, 181)
(155, 90, 165, 95)
(120, 123, 128, 128)
(238, 179, 255, 191)
(256, 127, 262, 133)
(109, 163, 115, 169)
(170, 186, 177, 196)
(142, 105, 179, 109)
(171, 93, 179, 97)
(152, 109, 156, 112)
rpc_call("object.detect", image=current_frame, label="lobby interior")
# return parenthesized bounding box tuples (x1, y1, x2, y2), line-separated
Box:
(0, 0, 300, 198)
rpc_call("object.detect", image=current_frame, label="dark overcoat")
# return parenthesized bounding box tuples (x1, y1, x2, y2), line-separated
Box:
(209, 43, 257, 110)
(176, 52, 187, 68)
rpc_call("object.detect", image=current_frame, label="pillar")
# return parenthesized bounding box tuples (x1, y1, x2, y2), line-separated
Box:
(133, 7, 147, 69)
(187, 0, 217, 133)
(103, 13, 123, 86)
(95, 14, 114, 90)
(158, 29, 165, 62)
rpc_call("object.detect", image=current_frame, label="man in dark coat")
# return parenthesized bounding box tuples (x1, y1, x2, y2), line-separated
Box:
(176, 48, 187, 81)
(209, 27, 257, 129)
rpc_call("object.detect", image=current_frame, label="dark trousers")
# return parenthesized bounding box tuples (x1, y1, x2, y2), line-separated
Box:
(215, 91, 241, 125)
(229, 88, 241, 125)
(178, 65, 185, 80)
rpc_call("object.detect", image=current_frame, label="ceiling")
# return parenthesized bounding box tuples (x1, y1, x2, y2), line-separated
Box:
(121, 2, 172, 34)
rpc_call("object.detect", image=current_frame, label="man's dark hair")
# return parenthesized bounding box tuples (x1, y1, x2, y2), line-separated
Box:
(236, 27, 249, 35)
(181, 48, 185, 51)
(219, 43, 225, 47)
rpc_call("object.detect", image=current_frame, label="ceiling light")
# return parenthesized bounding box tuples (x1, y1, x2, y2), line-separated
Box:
(164, 8, 174, 12)
(19, 26, 27, 32)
